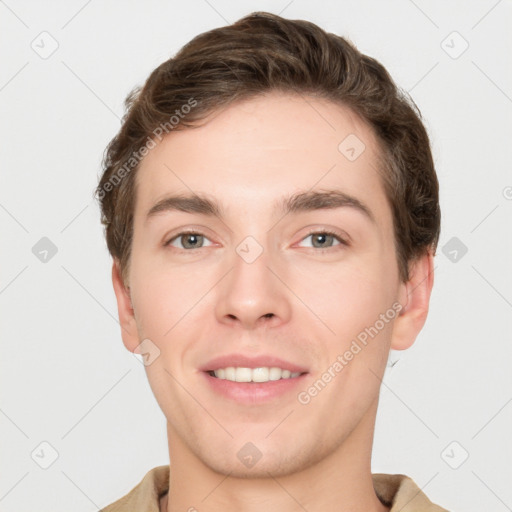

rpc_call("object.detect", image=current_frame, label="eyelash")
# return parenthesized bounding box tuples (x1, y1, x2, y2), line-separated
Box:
(164, 229, 349, 251)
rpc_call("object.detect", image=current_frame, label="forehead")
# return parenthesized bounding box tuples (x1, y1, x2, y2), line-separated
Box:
(134, 92, 391, 228)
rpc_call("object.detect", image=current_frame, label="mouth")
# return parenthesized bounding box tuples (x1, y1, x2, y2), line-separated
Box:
(199, 354, 309, 402)
(201, 367, 309, 403)
(206, 366, 307, 383)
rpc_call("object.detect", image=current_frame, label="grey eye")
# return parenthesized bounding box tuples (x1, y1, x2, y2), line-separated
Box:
(167, 232, 213, 250)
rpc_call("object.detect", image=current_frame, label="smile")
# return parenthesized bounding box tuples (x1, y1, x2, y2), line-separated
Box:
(208, 367, 303, 382)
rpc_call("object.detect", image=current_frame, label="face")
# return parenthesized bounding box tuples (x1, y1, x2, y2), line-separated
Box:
(114, 92, 420, 478)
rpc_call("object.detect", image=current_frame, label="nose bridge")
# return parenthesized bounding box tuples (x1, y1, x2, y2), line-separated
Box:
(214, 234, 291, 328)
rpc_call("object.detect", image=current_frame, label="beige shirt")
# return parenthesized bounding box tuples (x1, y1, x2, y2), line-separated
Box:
(100, 465, 450, 511)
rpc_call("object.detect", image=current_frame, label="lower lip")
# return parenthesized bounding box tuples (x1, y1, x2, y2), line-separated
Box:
(201, 371, 308, 403)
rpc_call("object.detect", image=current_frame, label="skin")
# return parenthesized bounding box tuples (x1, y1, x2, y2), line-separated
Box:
(112, 92, 434, 512)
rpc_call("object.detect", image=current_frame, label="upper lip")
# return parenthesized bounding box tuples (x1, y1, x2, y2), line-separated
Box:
(200, 353, 309, 373)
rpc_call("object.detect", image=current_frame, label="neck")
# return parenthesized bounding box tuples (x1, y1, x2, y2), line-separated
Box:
(161, 398, 388, 512)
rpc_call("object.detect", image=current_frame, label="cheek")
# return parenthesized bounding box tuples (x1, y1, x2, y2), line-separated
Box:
(129, 260, 221, 381)
(297, 257, 395, 326)
(291, 262, 397, 381)
(301, 270, 394, 416)
(130, 257, 213, 331)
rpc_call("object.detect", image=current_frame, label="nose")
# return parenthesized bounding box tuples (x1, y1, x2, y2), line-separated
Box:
(214, 244, 292, 330)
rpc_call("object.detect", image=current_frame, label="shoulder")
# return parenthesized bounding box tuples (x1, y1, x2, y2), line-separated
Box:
(372, 473, 450, 511)
(99, 465, 170, 512)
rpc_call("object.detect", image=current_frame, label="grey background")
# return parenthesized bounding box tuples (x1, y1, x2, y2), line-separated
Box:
(1, 1, 511, 511)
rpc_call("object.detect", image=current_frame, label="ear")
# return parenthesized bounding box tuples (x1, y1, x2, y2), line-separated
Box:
(391, 251, 435, 351)
(111, 259, 139, 352)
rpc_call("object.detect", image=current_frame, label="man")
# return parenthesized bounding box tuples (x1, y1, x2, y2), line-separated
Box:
(96, 11, 448, 512)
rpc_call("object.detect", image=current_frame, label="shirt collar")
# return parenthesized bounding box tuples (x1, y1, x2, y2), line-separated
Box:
(101, 465, 449, 512)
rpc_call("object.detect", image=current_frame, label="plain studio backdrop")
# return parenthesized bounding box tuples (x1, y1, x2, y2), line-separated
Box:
(1, 1, 511, 511)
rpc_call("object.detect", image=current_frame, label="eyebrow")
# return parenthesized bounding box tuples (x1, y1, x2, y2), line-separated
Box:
(145, 189, 376, 225)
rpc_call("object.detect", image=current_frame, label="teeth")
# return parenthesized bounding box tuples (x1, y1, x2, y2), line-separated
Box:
(212, 367, 301, 383)
(225, 367, 236, 381)
(235, 367, 252, 382)
(252, 367, 269, 382)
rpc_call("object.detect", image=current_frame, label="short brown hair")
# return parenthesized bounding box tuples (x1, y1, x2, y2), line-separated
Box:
(95, 11, 440, 286)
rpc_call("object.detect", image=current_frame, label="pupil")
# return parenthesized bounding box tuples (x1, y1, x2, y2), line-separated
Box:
(184, 234, 201, 248)
(314, 234, 329, 247)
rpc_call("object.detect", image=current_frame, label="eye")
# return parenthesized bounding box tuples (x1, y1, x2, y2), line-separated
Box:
(164, 231, 214, 250)
(297, 230, 348, 250)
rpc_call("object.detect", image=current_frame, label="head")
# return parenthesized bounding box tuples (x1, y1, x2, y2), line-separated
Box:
(96, 12, 440, 477)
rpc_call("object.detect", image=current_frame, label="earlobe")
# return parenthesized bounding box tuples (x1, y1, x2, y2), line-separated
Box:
(111, 259, 140, 352)
(391, 251, 435, 351)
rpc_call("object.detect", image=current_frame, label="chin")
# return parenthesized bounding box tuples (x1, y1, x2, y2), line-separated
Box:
(196, 437, 326, 480)
(207, 454, 299, 479)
